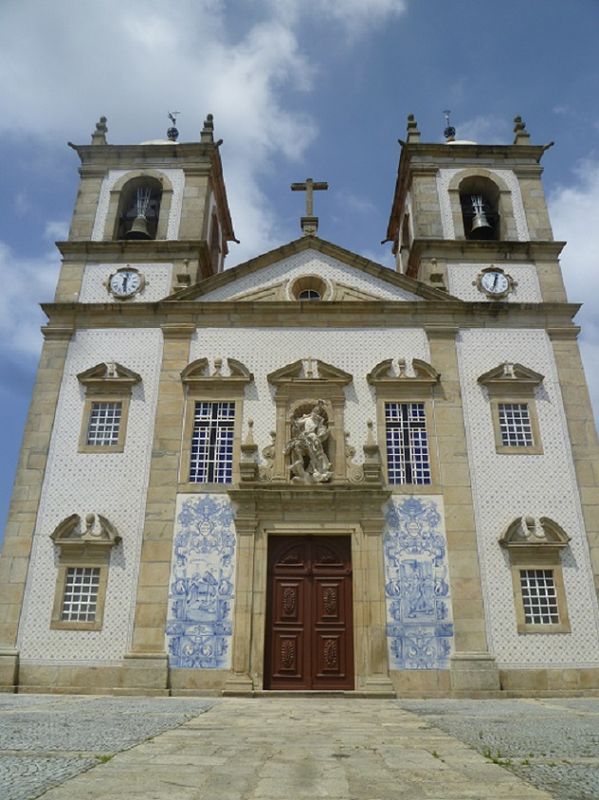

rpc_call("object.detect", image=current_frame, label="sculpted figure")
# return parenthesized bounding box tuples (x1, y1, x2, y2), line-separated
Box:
(285, 400, 332, 483)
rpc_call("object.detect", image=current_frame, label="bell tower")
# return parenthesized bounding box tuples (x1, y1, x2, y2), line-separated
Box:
(385, 114, 567, 305)
(54, 113, 236, 304)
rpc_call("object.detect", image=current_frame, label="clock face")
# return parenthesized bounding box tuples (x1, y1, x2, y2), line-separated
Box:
(480, 270, 510, 296)
(109, 269, 142, 298)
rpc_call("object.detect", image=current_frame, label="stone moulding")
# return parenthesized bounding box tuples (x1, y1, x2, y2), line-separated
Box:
(499, 516, 571, 551)
(77, 361, 142, 392)
(51, 513, 122, 556)
(478, 361, 544, 393)
(367, 357, 440, 387)
(181, 357, 253, 385)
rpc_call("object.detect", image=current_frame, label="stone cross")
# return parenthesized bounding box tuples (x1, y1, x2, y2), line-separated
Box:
(291, 177, 328, 235)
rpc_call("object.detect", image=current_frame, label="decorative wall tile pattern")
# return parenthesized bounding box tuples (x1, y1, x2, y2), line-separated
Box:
(436, 168, 530, 241)
(447, 263, 542, 303)
(457, 328, 599, 666)
(200, 249, 423, 302)
(18, 329, 163, 662)
(79, 263, 173, 303)
(166, 495, 236, 669)
(189, 328, 430, 466)
(383, 496, 454, 669)
(91, 168, 184, 241)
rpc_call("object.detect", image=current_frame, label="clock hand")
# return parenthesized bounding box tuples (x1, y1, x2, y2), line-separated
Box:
(493, 273, 499, 290)
(122, 274, 128, 292)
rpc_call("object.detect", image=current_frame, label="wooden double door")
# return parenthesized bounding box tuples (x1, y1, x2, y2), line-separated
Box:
(264, 535, 354, 690)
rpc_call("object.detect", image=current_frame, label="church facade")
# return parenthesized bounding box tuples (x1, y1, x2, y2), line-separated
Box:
(1, 113, 598, 696)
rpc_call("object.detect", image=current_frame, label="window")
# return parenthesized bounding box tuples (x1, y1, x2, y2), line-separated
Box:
(77, 362, 141, 453)
(86, 401, 122, 447)
(50, 513, 120, 631)
(499, 516, 571, 634)
(189, 401, 235, 483)
(498, 402, 534, 448)
(478, 362, 544, 455)
(297, 289, 321, 301)
(367, 358, 440, 489)
(180, 358, 253, 488)
(519, 569, 559, 625)
(385, 402, 431, 485)
(61, 567, 101, 622)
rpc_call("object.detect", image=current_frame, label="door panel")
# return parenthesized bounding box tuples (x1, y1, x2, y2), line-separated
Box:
(265, 536, 354, 690)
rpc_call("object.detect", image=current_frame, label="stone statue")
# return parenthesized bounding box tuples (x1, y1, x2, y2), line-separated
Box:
(285, 400, 332, 483)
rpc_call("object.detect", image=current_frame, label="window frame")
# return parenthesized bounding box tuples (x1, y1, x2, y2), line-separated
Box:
(478, 362, 544, 455)
(500, 516, 571, 635)
(179, 358, 253, 491)
(368, 358, 440, 492)
(77, 362, 141, 454)
(50, 513, 121, 632)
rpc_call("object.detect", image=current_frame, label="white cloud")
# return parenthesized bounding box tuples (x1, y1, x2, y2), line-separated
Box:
(549, 159, 599, 426)
(44, 221, 70, 241)
(456, 114, 511, 144)
(0, 242, 60, 360)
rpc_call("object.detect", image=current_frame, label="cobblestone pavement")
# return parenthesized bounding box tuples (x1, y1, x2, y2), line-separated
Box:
(0, 694, 213, 800)
(1, 695, 597, 799)
(399, 698, 599, 800)
(28, 697, 552, 800)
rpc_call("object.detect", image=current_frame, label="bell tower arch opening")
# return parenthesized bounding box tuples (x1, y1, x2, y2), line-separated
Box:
(459, 175, 500, 241)
(115, 176, 163, 240)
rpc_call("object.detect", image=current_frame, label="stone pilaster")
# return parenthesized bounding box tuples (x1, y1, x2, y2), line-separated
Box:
(549, 329, 599, 593)
(0, 326, 72, 690)
(427, 327, 500, 692)
(123, 323, 193, 691)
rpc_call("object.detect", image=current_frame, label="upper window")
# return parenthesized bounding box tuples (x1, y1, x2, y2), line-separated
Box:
(189, 401, 236, 484)
(86, 401, 122, 447)
(180, 357, 253, 488)
(297, 288, 321, 301)
(478, 362, 544, 455)
(77, 362, 141, 454)
(367, 358, 440, 489)
(459, 176, 500, 241)
(115, 177, 162, 240)
(385, 401, 431, 485)
(519, 569, 560, 625)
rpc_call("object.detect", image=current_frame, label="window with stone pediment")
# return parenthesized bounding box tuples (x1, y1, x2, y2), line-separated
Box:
(478, 362, 544, 455)
(499, 516, 571, 634)
(180, 358, 253, 488)
(367, 358, 440, 489)
(50, 513, 121, 631)
(77, 362, 141, 453)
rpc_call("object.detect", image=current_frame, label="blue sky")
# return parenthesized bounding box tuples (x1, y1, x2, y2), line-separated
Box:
(1, 0, 598, 535)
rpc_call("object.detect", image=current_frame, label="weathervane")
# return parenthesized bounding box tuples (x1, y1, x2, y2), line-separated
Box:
(167, 111, 180, 142)
(443, 109, 456, 142)
(290, 177, 328, 236)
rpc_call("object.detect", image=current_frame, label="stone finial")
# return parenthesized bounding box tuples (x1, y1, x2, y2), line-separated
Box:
(406, 113, 421, 144)
(91, 116, 108, 145)
(513, 115, 531, 145)
(201, 113, 214, 143)
(240, 419, 259, 481)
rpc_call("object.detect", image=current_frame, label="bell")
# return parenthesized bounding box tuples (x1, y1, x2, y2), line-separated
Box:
(469, 195, 493, 240)
(126, 214, 151, 240)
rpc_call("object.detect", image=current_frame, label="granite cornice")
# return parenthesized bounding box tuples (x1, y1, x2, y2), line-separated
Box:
(40, 298, 581, 332)
(57, 240, 211, 260)
(408, 238, 565, 264)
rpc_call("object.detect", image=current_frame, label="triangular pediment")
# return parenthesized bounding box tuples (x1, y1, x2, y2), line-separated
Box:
(77, 362, 141, 390)
(267, 358, 352, 386)
(165, 236, 460, 304)
(478, 362, 544, 390)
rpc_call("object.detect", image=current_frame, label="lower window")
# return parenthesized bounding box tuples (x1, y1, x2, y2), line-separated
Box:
(519, 569, 559, 625)
(61, 567, 101, 622)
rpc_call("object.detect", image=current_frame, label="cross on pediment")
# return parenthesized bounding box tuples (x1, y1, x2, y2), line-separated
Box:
(291, 177, 328, 236)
